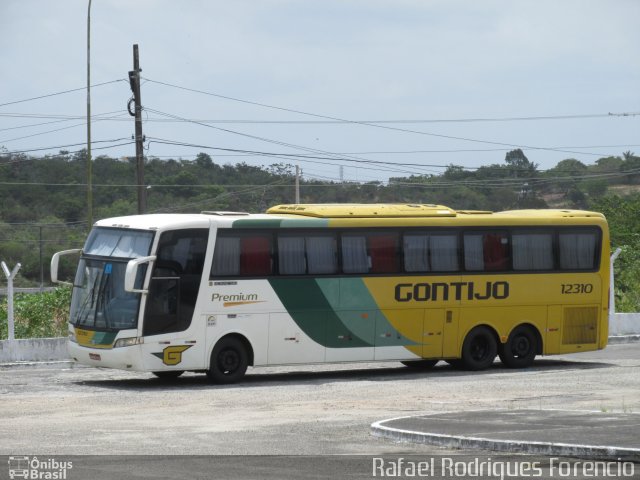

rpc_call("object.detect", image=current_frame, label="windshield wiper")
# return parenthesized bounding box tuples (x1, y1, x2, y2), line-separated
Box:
(73, 273, 101, 327)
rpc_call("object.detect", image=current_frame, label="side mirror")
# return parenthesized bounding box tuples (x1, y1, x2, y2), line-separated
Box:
(50, 249, 82, 285)
(125, 255, 156, 293)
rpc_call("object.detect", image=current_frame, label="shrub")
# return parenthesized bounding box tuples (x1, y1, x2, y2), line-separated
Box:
(0, 286, 70, 339)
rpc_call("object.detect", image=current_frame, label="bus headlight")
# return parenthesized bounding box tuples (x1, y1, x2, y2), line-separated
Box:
(113, 337, 143, 348)
(68, 331, 77, 343)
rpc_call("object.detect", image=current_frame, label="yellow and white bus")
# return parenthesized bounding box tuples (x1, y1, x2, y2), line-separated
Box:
(51, 203, 610, 383)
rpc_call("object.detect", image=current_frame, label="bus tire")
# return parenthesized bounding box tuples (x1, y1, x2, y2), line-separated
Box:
(206, 337, 248, 384)
(460, 326, 497, 371)
(401, 360, 438, 369)
(152, 371, 184, 379)
(499, 325, 537, 368)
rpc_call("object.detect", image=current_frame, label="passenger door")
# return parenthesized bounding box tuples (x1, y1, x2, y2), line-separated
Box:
(141, 228, 209, 371)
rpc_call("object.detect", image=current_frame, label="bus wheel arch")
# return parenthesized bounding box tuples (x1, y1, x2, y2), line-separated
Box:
(206, 334, 253, 384)
(498, 324, 540, 368)
(459, 325, 499, 371)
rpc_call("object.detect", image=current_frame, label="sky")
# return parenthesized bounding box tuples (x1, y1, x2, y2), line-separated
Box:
(1, 0, 639, 184)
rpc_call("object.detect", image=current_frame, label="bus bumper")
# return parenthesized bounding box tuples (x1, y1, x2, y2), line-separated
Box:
(68, 341, 144, 371)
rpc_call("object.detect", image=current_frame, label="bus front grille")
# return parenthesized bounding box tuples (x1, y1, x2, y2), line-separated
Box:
(562, 307, 598, 344)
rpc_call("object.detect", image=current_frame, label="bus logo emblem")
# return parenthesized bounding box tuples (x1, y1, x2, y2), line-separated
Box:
(152, 345, 192, 365)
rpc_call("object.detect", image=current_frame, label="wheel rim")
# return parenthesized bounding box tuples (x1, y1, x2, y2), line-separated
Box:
(512, 334, 532, 358)
(470, 336, 490, 361)
(218, 348, 240, 374)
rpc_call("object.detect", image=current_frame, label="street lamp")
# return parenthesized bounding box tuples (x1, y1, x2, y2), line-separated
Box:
(86, 0, 93, 230)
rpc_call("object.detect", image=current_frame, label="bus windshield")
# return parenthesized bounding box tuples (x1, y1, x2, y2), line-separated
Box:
(70, 228, 154, 331)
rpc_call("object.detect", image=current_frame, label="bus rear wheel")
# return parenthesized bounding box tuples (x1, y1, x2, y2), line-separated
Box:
(206, 337, 248, 384)
(401, 360, 438, 369)
(499, 326, 537, 368)
(460, 326, 497, 371)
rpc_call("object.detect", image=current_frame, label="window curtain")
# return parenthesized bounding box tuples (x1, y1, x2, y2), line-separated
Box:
(342, 236, 369, 273)
(512, 233, 553, 270)
(464, 234, 484, 271)
(240, 237, 272, 275)
(306, 236, 337, 274)
(404, 235, 429, 272)
(430, 235, 459, 271)
(278, 237, 306, 275)
(211, 236, 240, 276)
(369, 235, 399, 273)
(560, 233, 596, 269)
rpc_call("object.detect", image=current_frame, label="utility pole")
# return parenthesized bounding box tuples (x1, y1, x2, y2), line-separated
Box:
(128, 44, 146, 214)
(86, 0, 93, 230)
(295, 165, 300, 203)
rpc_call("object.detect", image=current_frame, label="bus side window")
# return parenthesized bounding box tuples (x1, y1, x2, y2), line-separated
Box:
(464, 232, 510, 271)
(278, 236, 306, 275)
(240, 236, 272, 275)
(430, 234, 459, 271)
(512, 232, 554, 270)
(369, 234, 399, 273)
(404, 234, 430, 272)
(211, 234, 273, 277)
(342, 235, 369, 273)
(403, 233, 458, 272)
(306, 235, 338, 274)
(559, 231, 598, 270)
(278, 234, 338, 275)
(342, 232, 399, 274)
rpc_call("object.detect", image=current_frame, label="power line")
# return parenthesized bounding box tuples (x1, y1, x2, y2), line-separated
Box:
(0, 109, 126, 134)
(143, 108, 433, 177)
(142, 78, 638, 124)
(0, 112, 130, 144)
(0, 79, 127, 108)
(3, 110, 639, 126)
(145, 136, 437, 176)
(0, 138, 132, 156)
(142, 77, 626, 157)
(144, 136, 620, 175)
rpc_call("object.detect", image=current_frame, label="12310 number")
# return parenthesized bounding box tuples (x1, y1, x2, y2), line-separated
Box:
(561, 283, 593, 294)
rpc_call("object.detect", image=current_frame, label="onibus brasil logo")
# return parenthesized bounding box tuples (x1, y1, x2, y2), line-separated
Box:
(8, 456, 73, 479)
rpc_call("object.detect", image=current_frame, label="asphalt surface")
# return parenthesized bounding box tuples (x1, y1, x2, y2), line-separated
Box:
(0, 342, 639, 479)
(370, 340, 640, 462)
(372, 409, 640, 461)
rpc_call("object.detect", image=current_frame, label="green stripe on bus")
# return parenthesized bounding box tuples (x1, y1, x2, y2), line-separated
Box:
(232, 218, 329, 228)
(269, 277, 414, 349)
(317, 278, 415, 347)
(268, 278, 372, 348)
(94, 331, 117, 346)
(232, 219, 283, 228)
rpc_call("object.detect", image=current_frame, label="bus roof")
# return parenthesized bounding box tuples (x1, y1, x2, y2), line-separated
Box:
(267, 204, 456, 217)
(92, 205, 606, 231)
(267, 204, 605, 220)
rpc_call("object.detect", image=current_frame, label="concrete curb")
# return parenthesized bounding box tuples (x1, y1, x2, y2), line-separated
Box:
(608, 334, 640, 345)
(0, 337, 67, 363)
(0, 360, 74, 369)
(371, 416, 640, 461)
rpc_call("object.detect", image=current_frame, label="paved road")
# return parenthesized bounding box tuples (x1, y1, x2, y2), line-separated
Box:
(0, 344, 638, 458)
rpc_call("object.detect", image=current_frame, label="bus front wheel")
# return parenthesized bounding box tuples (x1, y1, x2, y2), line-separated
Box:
(206, 337, 248, 384)
(499, 325, 537, 368)
(460, 326, 497, 371)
